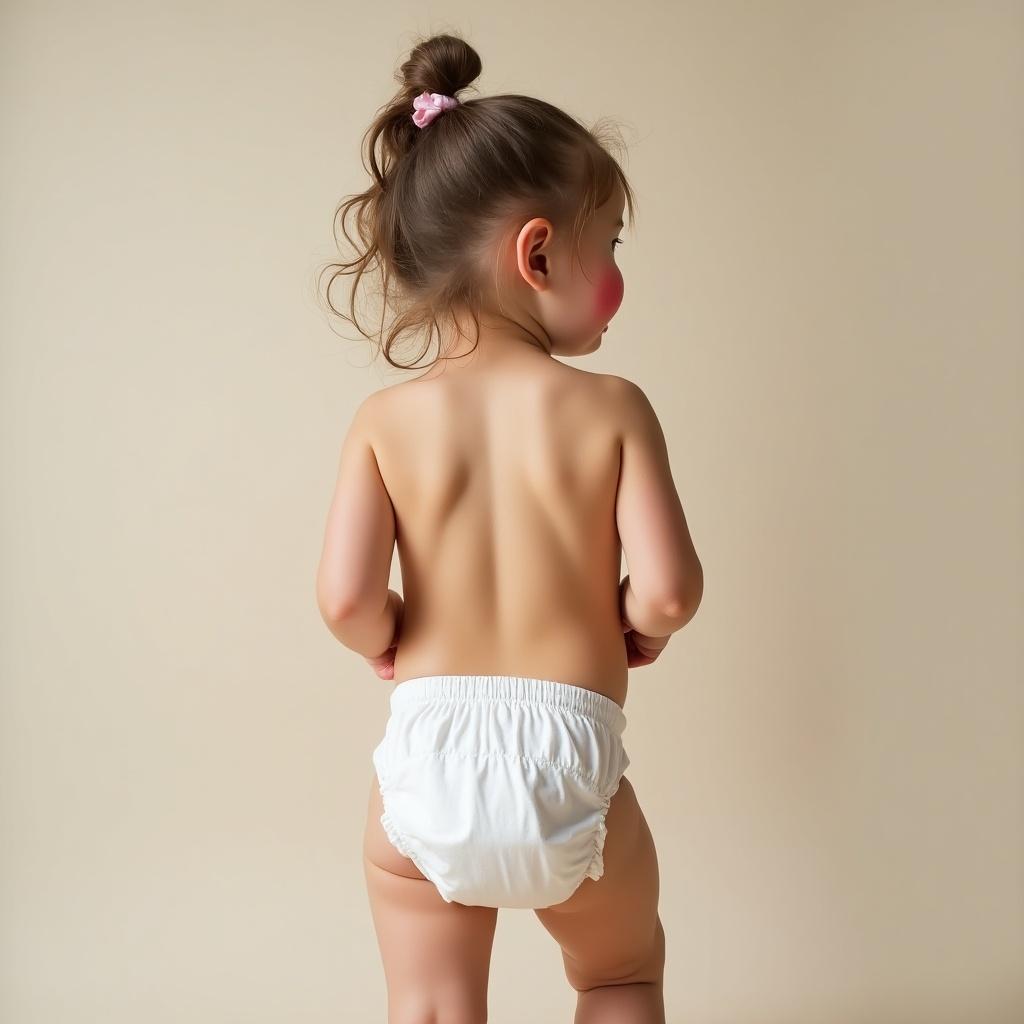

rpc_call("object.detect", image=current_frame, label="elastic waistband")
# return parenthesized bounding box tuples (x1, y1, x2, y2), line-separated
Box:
(389, 674, 627, 735)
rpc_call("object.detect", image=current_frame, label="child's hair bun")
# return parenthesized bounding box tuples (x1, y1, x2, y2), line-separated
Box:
(397, 33, 482, 99)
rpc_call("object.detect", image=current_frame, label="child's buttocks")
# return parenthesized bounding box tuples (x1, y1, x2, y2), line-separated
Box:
(371, 673, 631, 908)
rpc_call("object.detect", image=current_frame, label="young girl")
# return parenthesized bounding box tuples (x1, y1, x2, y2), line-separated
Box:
(316, 32, 702, 1024)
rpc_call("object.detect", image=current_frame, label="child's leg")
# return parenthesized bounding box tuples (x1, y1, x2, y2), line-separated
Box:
(533, 776, 666, 1024)
(363, 776, 498, 1023)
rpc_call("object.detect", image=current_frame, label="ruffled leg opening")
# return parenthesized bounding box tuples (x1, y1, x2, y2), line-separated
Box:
(375, 770, 417, 862)
(378, 801, 418, 863)
(375, 773, 455, 903)
(584, 774, 624, 883)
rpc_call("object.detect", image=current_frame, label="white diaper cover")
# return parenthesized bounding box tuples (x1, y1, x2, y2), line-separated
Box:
(371, 674, 631, 909)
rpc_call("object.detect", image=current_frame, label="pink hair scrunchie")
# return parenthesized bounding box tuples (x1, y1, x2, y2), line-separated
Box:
(412, 91, 460, 129)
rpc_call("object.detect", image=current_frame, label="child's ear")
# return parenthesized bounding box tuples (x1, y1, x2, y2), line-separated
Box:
(516, 218, 554, 290)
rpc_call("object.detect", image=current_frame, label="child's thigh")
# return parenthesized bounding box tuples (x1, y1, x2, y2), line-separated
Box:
(533, 775, 665, 991)
(363, 776, 498, 1019)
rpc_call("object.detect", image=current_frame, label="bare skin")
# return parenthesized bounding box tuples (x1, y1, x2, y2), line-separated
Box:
(318, 181, 701, 1022)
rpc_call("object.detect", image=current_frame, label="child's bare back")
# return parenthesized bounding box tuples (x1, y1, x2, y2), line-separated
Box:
(367, 355, 652, 706)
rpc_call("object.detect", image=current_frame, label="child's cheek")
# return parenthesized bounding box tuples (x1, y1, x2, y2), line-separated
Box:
(594, 266, 624, 322)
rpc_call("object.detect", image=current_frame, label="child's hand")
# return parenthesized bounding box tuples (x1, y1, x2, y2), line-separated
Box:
(365, 645, 398, 681)
(365, 590, 403, 681)
(621, 613, 671, 668)
(619, 577, 671, 667)
(623, 628, 670, 667)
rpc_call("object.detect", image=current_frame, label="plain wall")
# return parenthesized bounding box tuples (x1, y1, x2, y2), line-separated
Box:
(1, 2, 1021, 1021)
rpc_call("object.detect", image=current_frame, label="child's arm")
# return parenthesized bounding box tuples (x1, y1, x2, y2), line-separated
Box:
(315, 396, 403, 661)
(611, 376, 703, 640)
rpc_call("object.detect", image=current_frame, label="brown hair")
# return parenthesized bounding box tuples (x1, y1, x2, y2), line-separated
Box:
(315, 31, 637, 373)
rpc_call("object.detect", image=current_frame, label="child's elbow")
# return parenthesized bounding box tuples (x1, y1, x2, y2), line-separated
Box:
(666, 565, 704, 625)
(315, 570, 358, 625)
(686, 563, 704, 613)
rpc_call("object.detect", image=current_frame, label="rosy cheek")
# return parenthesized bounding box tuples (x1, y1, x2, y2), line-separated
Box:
(594, 266, 624, 322)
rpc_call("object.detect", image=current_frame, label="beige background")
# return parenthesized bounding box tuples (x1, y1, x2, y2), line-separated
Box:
(2, 2, 1022, 1021)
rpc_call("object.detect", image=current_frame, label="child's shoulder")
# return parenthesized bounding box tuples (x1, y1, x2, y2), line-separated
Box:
(588, 372, 653, 417)
(551, 365, 647, 399)
(548, 370, 657, 443)
(345, 378, 438, 447)
(591, 369, 637, 389)
(351, 378, 419, 418)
